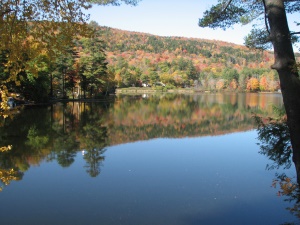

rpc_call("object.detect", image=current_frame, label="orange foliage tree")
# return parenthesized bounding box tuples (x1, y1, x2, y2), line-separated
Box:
(259, 76, 268, 91)
(229, 79, 238, 90)
(247, 78, 260, 91)
(216, 79, 226, 90)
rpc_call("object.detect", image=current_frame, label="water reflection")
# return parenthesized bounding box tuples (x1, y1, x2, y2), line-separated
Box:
(255, 108, 300, 224)
(0, 93, 283, 191)
(110, 93, 283, 144)
(0, 102, 110, 192)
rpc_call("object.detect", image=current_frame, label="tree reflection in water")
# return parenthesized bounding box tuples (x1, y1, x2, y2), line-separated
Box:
(255, 108, 292, 171)
(0, 93, 285, 191)
(0, 102, 109, 191)
(83, 148, 106, 177)
(255, 108, 300, 224)
(0, 168, 23, 192)
(80, 111, 107, 177)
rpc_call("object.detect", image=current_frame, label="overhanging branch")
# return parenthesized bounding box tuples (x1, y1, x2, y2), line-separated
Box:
(290, 32, 300, 35)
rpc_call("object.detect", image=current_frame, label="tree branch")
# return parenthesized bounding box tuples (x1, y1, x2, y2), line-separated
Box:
(222, 0, 234, 13)
(0, 9, 13, 18)
(290, 32, 300, 35)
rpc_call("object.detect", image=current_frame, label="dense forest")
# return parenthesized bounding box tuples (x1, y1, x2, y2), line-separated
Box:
(97, 24, 287, 92)
(3, 21, 298, 104)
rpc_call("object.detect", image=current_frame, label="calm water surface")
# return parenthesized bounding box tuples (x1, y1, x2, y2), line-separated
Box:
(0, 93, 297, 225)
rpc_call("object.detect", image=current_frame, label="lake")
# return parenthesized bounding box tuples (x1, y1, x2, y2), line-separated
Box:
(0, 92, 297, 225)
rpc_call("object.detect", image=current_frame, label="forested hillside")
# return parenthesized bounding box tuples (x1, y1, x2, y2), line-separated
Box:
(97, 24, 282, 92)
(1, 22, 290, 105)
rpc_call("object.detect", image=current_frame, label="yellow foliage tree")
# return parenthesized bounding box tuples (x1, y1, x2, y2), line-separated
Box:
(246, 77, 260, 91)
(0, 0, 140, 110)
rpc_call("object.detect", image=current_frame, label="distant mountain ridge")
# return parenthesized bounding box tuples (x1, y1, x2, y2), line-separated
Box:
(99, 25, 270, 62)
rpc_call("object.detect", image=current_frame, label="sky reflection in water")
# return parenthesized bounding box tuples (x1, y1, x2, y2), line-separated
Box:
(1, 132, 295, 225)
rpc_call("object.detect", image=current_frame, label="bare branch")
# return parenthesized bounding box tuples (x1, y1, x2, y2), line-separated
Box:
(222, 0, 234, 13)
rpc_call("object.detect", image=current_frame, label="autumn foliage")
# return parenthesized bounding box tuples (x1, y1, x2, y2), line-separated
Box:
(96, 25, 291, 91)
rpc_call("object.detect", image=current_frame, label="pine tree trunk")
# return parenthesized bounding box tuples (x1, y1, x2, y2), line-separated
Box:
(265, 0, 300, 181)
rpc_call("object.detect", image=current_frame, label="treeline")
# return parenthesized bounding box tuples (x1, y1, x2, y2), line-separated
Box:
(1, 21, 290, 103)
(99, 25, 283, 92)
(1, 22, 113, 103)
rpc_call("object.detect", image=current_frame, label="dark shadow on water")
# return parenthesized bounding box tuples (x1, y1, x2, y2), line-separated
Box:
(254, 107, 300, 225)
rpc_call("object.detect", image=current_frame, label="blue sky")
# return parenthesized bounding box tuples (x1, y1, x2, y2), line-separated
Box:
(87, 0, 299, 47)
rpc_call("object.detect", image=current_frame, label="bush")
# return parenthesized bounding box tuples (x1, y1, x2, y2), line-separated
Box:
(165, 84, 176, 90)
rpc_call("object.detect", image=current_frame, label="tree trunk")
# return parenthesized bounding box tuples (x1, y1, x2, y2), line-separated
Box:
(265, 0, 300, 182)
(50, 73, 53, 98)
